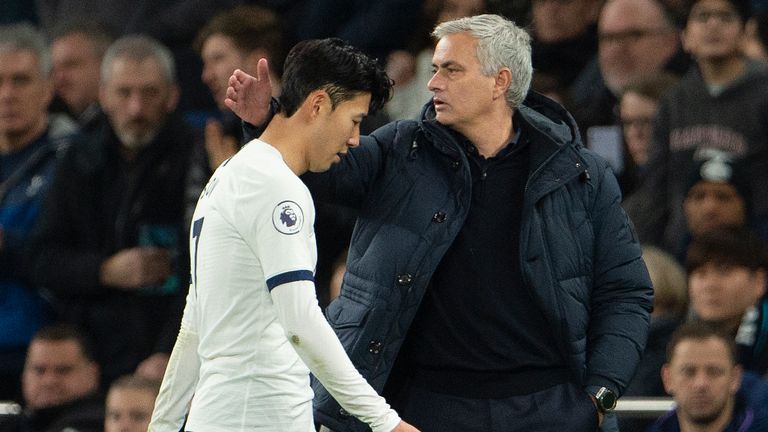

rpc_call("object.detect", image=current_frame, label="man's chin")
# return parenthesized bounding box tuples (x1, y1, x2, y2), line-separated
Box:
(116, 129, 157, 151)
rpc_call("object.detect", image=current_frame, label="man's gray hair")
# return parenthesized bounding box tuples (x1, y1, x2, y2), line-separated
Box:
(433, 14, 532, 109)
(101, 35, 176, 84)
(0, 23, 52, 78)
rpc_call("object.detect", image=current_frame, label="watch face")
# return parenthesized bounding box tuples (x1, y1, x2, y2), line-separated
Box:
(598, 388, 617, 411)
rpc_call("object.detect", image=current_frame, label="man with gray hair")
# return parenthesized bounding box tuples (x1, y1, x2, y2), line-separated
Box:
(26, 35, 198, 388)
(231, 13, 652, 431)
(0, 22, 77, 401)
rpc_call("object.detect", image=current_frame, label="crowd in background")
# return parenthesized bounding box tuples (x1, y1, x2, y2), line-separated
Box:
(2, 0, 768, 431)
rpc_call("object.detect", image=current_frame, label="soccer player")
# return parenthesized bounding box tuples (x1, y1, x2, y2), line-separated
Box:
(148, 38, 417, 432)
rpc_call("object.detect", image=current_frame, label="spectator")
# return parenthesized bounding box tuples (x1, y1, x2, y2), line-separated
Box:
(617, 72, 679, 194)
(48, 21, 113, 134)
(628, 0, 768, 253)
(231, 13, 652, 431)
(686, 227, 768, 376)
(34, 0, 240, 114)
(648, 321, 768, 432)
(0, 324, 103, 432)
(26, 35, 197, 386)
(104, 375, 159, 432)
(570, 0, 686, 150)
(0, 23, 76, 401)
(195, 5, 285, 167)
(680, 153, 751, 258)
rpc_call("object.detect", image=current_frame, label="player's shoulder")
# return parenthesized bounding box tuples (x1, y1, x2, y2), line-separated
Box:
(224, 140, 309, 203)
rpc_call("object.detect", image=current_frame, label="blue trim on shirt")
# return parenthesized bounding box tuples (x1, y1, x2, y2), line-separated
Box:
(266, 270, 314, 291)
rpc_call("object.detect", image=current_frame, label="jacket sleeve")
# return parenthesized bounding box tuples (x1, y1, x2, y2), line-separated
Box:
(302, 122, 398, 208)
(586, 155, 653, 396)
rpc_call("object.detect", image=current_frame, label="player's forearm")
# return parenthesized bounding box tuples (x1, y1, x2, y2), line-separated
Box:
(149, 319, 200, 432)
(272, 283, 400, 432)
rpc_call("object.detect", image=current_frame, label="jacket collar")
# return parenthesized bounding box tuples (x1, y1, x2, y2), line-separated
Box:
(417, 90, 581, 167)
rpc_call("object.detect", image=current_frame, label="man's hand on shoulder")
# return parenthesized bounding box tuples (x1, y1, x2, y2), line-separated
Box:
(224, 58, 272, 126)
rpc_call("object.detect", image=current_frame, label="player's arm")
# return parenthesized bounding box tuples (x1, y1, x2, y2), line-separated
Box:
(271, 281, 412, 432)
(148, 291, 201, 432)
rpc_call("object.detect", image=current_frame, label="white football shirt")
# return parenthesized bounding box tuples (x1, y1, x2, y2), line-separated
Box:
(187, 139, 316, 431)
(150, 139, 399, 432)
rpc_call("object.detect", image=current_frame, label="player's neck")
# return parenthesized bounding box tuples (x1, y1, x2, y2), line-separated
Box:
(260, 115, 310, 175)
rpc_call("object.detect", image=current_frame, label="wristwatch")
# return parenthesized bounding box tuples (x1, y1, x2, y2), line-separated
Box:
(593, 387, 618, 413)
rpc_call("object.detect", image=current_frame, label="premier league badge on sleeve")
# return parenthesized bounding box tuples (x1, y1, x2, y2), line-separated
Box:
(272, 200, 304, 235)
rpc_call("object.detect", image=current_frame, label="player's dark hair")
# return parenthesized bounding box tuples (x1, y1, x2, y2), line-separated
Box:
(278, 38, 393, 117)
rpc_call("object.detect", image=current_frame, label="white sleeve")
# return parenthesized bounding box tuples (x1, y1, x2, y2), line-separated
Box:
(271, 281, 401, 432)
(148, 291, 200, 432)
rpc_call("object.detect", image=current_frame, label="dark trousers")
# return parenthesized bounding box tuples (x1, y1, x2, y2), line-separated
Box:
(319, 381, 622, 432)
(392, 381, 600, 432)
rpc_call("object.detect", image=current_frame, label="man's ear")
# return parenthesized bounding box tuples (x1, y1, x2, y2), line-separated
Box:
(494, 68, 512, 101)
(165, 84, 180, 112)
(303, 89, 330, 119)
(661, 364, 674, 396)
(753, 268, 767, 299)
(730, 364, 743, 395)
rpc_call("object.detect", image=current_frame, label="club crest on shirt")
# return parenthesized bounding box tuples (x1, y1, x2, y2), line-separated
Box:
(272, 200, 304, 235)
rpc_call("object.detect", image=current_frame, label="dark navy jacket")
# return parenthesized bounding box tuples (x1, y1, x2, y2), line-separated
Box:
(257, 92, 653, 431)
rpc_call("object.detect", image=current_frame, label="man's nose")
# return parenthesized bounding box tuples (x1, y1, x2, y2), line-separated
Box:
(348, 126, 360, 147)
(427, 72, 442, 92)
(126, 92, 144, 116)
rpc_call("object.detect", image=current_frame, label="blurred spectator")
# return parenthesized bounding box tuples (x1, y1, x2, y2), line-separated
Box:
(0, 324, 103, 432)
(621, 246, 688, 432)
(744, 11, 768, 60)
(681, 153, 750, 259)
(646, 247, 689, 321)
(104, 375, 159, 432)
(0, 23, 76, 401)
(385, 0, 488, 121)
(48, 21, 113, 134)
(686, 227, 768, 375)
(598, 0, 682, 96)
(26, 35, 197, 386)
(530, 0, 602, 101)
(618, 72, 679, 194)
(195, 5, 285, 170)
(34, 0, 240, 113)
(648, 321, 768, 432)
(569, 0, 686, 151)
(627, 0, 768, 254)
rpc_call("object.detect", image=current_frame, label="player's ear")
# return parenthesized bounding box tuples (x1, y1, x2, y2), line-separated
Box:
(304, 89, 330, 119)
